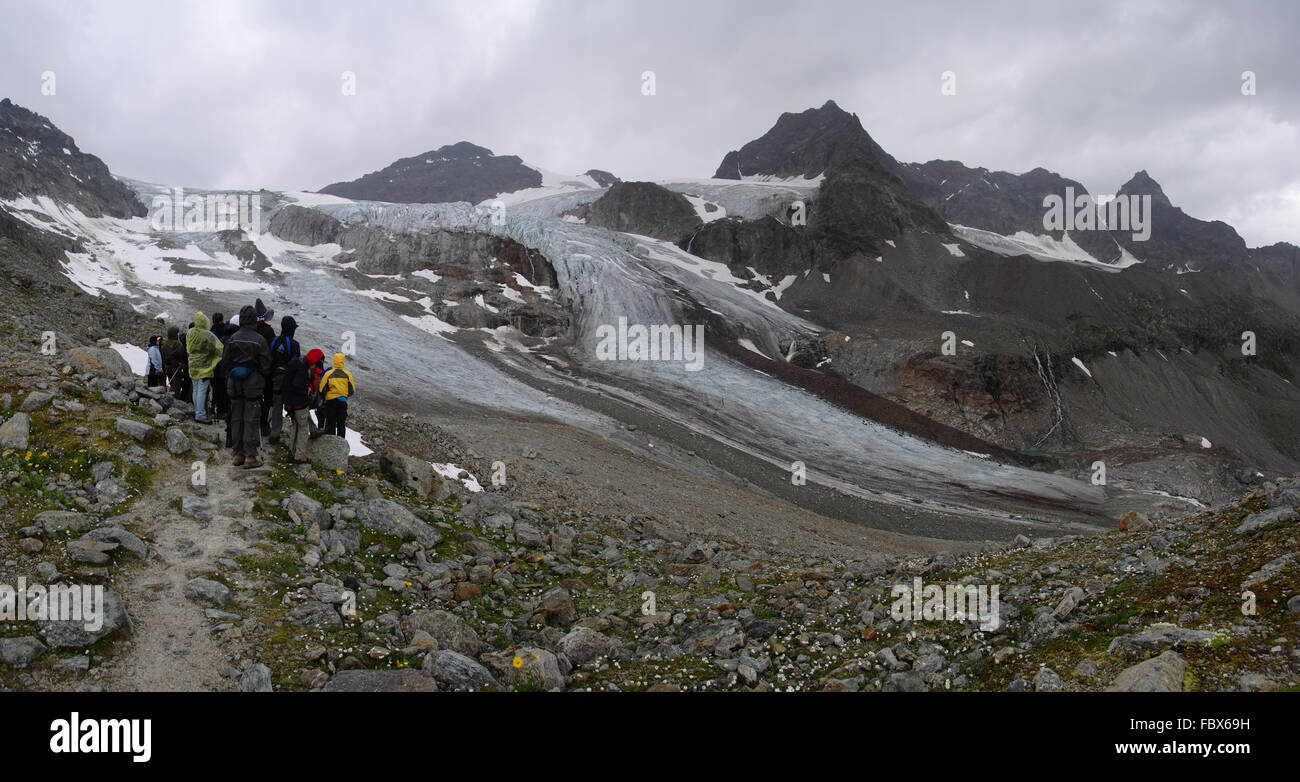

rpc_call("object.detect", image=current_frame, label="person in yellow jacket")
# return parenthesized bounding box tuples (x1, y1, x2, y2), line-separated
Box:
(319, 352, 355, 437)
(186, 311, 224, 423)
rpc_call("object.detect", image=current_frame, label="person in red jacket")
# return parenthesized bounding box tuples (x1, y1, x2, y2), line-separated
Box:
(304, 348, 328, 439)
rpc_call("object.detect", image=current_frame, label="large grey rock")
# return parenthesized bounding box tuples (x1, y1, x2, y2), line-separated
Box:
(1107, 625, 1215, 657)
(1052, 587, 1086, 620)
(66, 539, 118, 564)
(284, 491, 329, 529)
(0, 412, 31, 449)
(321, 528, 361, 554)
(1033, 666, 1063, 692)
(0, 637, 47, 669)
(513, 521, 546, 548)
(505, 647, 566, 691)
(238, 663, 273, 692)
(408, 610, 481, 657)
(322, 669, 438, 692)
(308, 434, 349, 472)
(39, 588, 130, 648)
(421, 650, 501, 691)
(1105, 650, 1187, 692)
(182, 577, 232, 606)
(95, 479, 129, 506)
(114, 417, 156, 443)
(355, 498, 443, 547)
(288, 600, 343, 628)
(164, 426, 191, 455)
(82, 527, 147, 558)
(100, 388, 128, 404)
(1265, 478, 1300, 510)
(532, 587, 578, 626)
(18, 391, 54, 412)
(66, 347, 132, 377)
(379, 448, 447, 500)
(557, 626, 625, 665)
(1234, 506, 1298, 534)
(34, 510, 92, 535)
(181, 495, 212, 522)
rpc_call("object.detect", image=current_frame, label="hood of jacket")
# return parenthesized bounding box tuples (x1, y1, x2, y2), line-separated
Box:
(280, 316, 297, 339)
(193, 311, 211, 331)
(238, 305, 258, 330)
(332, 352, 346, 370)
(305, 348, 325, 365)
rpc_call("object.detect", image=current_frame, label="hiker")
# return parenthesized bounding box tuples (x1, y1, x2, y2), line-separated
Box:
(162, 326, 183, 392)
(254, 299, 276, 436)
(145, 335, 165, 388)
(220, 304, 271, 468)
(267, 315, 301, 443)
(304, 348, 327, 438)
(165, 326, 190, 401)
(211, 312, 230, 422)
(186, 312, 223, 423)
(320, 352, 355, 438)
(282, 352, 312, 463)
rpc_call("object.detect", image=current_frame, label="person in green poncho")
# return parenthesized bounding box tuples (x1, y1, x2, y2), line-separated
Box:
(186, 311, 224, 423)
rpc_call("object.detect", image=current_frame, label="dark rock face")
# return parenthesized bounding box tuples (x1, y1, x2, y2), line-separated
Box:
(267, 204, 343, 246)
(894, 160, 1123, 263)
(713, 99, 892, 181)
(319, 141, 542, 204)
(1112, 169, 1250, 271)
(706, 100, 946, 259)
(0, 98, 144, 218)
(583, 181, 701, 242)
(584, 169, 620, 187)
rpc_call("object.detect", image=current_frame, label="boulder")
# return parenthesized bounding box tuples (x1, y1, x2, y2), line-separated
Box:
(18, 391, 54, 412)
(284, 491, 329, 529)
(380, 448, 447, 500)
(182, 577, 232, 606)
(39, 588, 130, 648)
(1234, 506, 1297, 535)
(421, 650, 501, 691)
(164, 426, 191, 455)
(322, 669, 438, 692)
(355, 498, 443, 547)
(0, 637, 47, 669)
(1105, 650, 1186, 692)
(532, 587, 578, 626)
(114, 417, 156, 444)
(309, 434, 350, 472)
(557, 626, 625, 665)
(504, 647, 566, 691)
(1107, 625, 1215, 657)
(66, 347, 132, 377)
(0, 412, 31, 449)
(408, 610, 481, 657)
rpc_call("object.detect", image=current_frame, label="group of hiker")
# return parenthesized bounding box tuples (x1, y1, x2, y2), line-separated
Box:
(145, 299, 356, 469)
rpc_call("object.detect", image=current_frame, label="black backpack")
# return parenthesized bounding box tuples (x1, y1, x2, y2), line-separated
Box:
(269, 335, 296, 373)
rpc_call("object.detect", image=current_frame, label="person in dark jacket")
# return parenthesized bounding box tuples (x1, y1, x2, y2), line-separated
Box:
(164, 326, 190, 401)
(266, 315, 301, 444)
(281, 353, 312, 463)
(219, 305, 272, 468)
(254, 299, 276, 436)
(210, 312, 229, 422)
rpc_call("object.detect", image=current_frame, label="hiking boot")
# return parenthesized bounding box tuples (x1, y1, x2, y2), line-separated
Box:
(232, 455, 245, 466)
(243, 458, 263, 469)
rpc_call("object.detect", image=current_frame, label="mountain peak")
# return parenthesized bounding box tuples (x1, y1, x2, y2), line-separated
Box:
(319, 140, 542, 204)
(1117, 170, 1172, 208)
(713, 100, 888, 180)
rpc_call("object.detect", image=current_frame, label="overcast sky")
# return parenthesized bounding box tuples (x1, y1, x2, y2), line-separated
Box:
(2, 0, 1297, 245)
